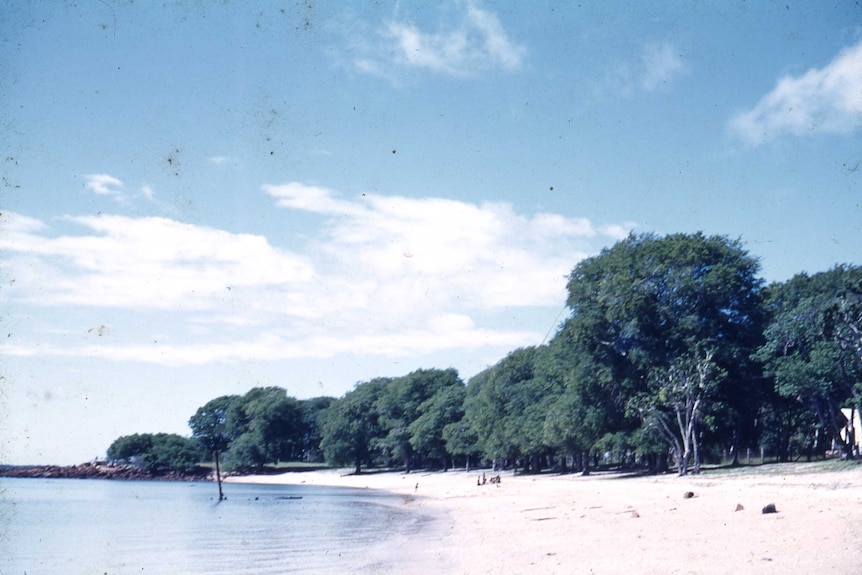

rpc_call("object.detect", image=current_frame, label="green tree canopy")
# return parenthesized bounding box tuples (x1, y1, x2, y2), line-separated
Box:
(106, 433, 202, 474)
(298, 396, 336, 462)
(188, 395, 240, 455)
(189, 388, 306, 472)
(554, 233, 765, 472)
(107, 433, 153, 462)
(466, 346, 564, 470)
(408, 382, 467, 470)
(377, 368, 464, 472)
(320, 378, 390, 473)
(755, 265, 862, 458)
(221, 387, 304, 472)
(543, 340, 627, 473)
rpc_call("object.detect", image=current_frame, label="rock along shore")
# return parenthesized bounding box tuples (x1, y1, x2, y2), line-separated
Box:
(0, 461, 212, 482)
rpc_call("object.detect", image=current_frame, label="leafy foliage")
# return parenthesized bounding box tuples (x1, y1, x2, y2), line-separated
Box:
(630, 350, 723, 474)
(755, 266, 862, 457)
(107, 433, 202, 474)
(408, 383, 466, 469)
(466, 347, 564, 469)
(319, 378, 390, 473)
(223, 387, 304, 471)
(188, 388, 305, 472)
(298, 396, 336, 462)
(554, 233, 766, 471)
(188, 395, 239, 455)
(377, 368, 464, 471)
(117, 234, 860, 476)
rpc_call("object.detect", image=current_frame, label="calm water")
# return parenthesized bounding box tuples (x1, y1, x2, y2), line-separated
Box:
(0, 477, 433, 575)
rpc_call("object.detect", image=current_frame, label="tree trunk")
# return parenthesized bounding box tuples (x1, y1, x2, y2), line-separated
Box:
(581, 451, 590, 476)
(730, 418, 741, 466)
(678, 450, 689, 476)
(214, 451, 224, 501)
(692, 426, 701, 475)
(672, 436, 687, 476)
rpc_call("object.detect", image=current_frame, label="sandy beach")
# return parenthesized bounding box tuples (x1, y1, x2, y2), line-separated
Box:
(227, 462, 862, 574)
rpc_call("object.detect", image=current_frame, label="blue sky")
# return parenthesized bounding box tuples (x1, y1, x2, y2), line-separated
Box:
(2, 1, 860, 465)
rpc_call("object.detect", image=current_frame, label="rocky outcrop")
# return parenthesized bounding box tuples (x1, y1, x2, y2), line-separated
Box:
(0, 461, 211, 481)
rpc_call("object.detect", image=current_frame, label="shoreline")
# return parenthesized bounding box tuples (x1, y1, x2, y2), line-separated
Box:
(0, 462, 210, 481)
(228, 462, 862, 574)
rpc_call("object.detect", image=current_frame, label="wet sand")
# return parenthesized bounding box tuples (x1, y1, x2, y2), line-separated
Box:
(228, 462, 862, 574)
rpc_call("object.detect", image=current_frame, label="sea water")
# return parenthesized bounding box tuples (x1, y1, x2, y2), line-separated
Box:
(0, 477, 432, 575)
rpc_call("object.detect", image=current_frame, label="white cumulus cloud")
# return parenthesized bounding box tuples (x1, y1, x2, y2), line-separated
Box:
(1, 213, 315, 311)
(265, 182, 629, 312)
(2, 185, 633, 366)
(730, 39, 862, 145)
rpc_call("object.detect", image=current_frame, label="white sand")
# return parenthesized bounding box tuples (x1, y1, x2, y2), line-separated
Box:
(227, 463, 862, 574)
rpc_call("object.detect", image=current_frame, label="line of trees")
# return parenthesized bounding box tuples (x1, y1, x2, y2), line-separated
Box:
(107, 233, 862, 477)
(106, 432, 204, 474)
(107, 389, 334, 475)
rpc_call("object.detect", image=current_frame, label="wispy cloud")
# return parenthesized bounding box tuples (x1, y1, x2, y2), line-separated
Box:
(209, 155, 238, 166)
(730, 39, 862, 146)
(264, 182, 363, 216)
(2, 186, 633, 366)
(352, 2, 526, 79)
(593, 41, 688, 98)
(83, 174, 163, 207)
(84, 174, 124, 197)
(1, 212, 314, 311)
(640, 42, 687, 91)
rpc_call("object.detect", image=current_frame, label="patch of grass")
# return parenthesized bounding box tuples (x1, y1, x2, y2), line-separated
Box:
(268, 461, 329, 470)
(702, 458, 860, 478)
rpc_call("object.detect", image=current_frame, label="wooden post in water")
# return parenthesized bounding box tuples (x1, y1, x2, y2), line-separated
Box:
(214, 451, 224, 501)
